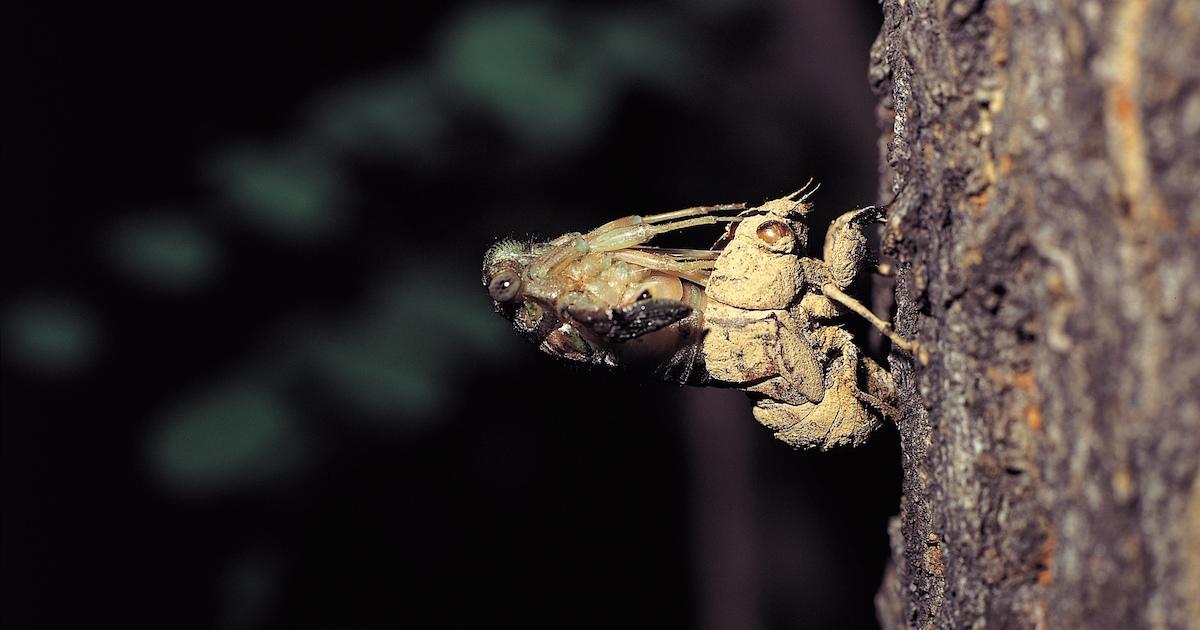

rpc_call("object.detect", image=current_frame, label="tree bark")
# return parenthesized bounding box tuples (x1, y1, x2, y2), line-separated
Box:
(870, 1, 1200, 628)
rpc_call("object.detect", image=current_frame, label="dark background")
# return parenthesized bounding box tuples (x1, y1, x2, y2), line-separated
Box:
(7, 3, 900, 628)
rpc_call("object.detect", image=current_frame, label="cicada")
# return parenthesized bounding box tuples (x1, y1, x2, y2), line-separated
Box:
(482, 183, 919, 449)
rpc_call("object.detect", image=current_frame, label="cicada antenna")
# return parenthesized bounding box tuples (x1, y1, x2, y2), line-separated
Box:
(793, 178, 820, 203)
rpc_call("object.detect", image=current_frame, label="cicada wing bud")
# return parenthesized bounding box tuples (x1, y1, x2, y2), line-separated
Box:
(606, 299, 693, 343)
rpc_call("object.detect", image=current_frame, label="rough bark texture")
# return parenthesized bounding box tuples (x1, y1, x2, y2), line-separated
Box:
(870, 1, 1200, 628)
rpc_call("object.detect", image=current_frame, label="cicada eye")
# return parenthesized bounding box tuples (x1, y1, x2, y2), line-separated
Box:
(756, 220, 793, 244)
(488, 270, 522, 303)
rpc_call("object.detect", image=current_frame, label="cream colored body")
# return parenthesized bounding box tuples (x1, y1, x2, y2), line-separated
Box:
(702, 192, 896, 450)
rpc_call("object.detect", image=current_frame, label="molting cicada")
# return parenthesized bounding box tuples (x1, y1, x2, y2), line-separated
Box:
(482, 183, 919, 449)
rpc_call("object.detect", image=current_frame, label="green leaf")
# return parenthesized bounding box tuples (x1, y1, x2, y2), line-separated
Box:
(148, 383, 307, 495)
(309, 71, 446, 160)
(210, 145, 348, 241)
(436, 5, 612, 149)
(107, 213, 221, 290)
(2, 296, 99, 375)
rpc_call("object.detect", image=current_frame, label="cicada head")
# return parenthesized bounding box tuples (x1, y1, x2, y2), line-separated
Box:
(482, 239, 615, 366)
(482, 239, 530, 303)
(482, 238, 541, 325)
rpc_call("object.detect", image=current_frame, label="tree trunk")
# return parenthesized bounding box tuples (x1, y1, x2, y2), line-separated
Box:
(869, 1, 1200, 628)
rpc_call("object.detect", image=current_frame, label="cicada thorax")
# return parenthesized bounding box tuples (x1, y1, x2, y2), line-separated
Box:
(697, 196, 827, 396)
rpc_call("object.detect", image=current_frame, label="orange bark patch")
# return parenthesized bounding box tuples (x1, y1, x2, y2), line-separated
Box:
(1105, 0, 1176, 231)
(1037, 527, 1056, 585)
(1011, 371, 1042, 431)
(999, 154, 1013, 176)
(1113, 88, 1136, 121)
(991, 1, 1011, 66)
(1010, 370, 1035, 392)
(968, 189, 990, 212)
(1026, 404, 1042, 431)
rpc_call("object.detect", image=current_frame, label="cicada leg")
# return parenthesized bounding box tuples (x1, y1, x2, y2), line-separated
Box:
(528, 232, 590, 279)
(609, 250, 716, 285)
(858, 355, 899, 420)
(584, 203, 747, 239)
(819, 283, 924, 363)
(800, 205, 927, 363)
(771, 309, 826, 404)
(531, 204, 744, 279)
(813, 326, 898, 419)
(753, 325, 894, 450)
(822, 205, 884, 289)
(762, 352, 883, 450)
(586, 213, 742, 254)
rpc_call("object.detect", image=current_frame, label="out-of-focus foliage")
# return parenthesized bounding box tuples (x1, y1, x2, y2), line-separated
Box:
(309, 71, 447, 161)
(436, 5, 689, 150)
(437, 5, 609, 149)
(11, 0, 876, 500)
(209, 145, 350, 242)
(591, 12, 691, 87)
(13, 2, 891, 627)
(147, 381, 307, 495)
(141, 263, 512, 493)
(3, 296, 100, 375)
(107, 213, 222, 290)
(300, 266, 517, 426)
(124, 2, 700, 477)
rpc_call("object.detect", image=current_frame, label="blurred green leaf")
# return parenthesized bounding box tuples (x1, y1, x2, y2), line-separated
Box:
(376, 271, 517, 355)
(312, 331, 445, 419)
(436, 4, 611, 149)
(210, 145, 348, 241)
(107, 213, 221, 290)
(309, 71, 446, 160)
(595, 14, 691, 86)
(2, 296, 99, 375)
(303, 265, 517, 427)
(148, 383, 307, 494)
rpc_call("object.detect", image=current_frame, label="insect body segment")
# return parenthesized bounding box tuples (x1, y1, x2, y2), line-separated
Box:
(483, 184, 915, 450)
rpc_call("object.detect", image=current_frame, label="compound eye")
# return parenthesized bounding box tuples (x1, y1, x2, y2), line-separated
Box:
(756, 220, 793, 245)
(488, 270, 522, 303)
